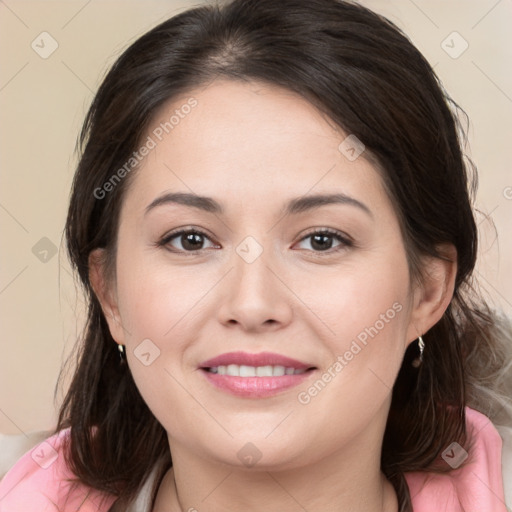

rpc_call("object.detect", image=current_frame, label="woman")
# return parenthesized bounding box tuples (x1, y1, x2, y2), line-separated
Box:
(1, 0, 511, 510)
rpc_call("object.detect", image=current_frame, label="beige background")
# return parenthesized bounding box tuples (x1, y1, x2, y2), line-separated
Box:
(0, 0, 511, 435)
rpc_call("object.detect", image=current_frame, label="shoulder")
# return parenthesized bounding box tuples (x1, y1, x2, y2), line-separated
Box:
(495, 421, 512, 508)
(0, 428, 117, 512)
(405, 406, 512, 512)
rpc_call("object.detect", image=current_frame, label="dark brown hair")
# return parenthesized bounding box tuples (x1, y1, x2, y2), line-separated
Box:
(55, 0, 510, 510)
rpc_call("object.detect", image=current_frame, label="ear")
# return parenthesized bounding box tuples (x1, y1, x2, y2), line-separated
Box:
(406, 243, 457, 344)
(88, 248, 126, 344)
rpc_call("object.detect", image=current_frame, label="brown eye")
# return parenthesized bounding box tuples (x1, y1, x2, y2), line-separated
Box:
(160, 229, 218, 253)
(296, 229, 353, 253)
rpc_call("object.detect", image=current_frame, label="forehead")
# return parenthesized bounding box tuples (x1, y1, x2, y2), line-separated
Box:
(123, 78, 391, 219)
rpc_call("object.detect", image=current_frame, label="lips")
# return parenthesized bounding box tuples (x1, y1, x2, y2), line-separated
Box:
(199, 351, 317, 398)
(200, 351, 313, 369)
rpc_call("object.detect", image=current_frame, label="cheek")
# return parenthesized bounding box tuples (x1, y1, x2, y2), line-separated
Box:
(114, 254, 215, 342)
(297, 253, 411, 398)
(303, 251, 411, 351)
(293, 254, 412, 425)
(113, 256, 208, 434)
(113, 253, 221, 415)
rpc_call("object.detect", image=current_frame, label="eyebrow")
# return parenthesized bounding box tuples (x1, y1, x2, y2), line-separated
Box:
(145, 192, 373, 218)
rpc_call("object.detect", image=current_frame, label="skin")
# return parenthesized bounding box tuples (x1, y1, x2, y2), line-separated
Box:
(90, 78, 457, 512)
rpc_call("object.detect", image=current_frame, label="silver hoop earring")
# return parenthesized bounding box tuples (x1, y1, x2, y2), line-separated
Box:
(411, 335, 425, 368)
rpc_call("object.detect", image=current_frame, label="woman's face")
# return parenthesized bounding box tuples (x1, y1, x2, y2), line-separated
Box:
(97, 79, 430, 470)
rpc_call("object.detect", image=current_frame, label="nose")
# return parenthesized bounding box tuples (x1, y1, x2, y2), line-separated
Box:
(217, 243, 293, 333)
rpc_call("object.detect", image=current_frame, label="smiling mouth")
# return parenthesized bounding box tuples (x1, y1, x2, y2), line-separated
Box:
(198, 351, 317, 397)
(204, 364, 314, 377)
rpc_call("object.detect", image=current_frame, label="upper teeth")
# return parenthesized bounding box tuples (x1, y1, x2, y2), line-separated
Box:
(209, 365, 306, 377)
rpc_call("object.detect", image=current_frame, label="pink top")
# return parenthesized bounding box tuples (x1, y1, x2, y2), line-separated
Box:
(0, 407, 508, 511)
(404, 406, 508, 511)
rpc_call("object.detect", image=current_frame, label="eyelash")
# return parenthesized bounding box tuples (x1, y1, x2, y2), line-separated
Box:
(157, 227, 354, 256)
